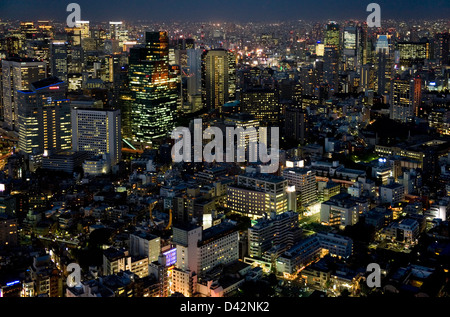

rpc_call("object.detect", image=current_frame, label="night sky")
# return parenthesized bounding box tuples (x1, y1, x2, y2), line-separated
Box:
(0, 0, 449, 22)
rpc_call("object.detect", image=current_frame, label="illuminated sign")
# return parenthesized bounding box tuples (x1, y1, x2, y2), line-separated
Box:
(49, 86, 60, 90)
(163, 248, 177, 267)
(6, 280, 20, 287)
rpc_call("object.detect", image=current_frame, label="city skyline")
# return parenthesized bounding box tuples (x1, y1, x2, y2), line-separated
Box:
(0, 0, 449, 304)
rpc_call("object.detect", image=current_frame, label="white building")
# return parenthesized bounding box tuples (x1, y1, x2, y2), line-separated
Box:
(379, 182, 405, 205)
(282, 167, 317, 206)
(71, 107, 122, 166)
(382, 218, 419, 244)
(248, 211, 301, 258)
(172, 221, 239, 297)
(129, 232, 161, 263)
(227, 173, 288, 219)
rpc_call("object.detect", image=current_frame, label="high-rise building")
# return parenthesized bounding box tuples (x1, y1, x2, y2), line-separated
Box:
(324, 22, 340, 47)
(248, 211, 301, 259)
(240, 87, 279, 125)
(434, 33, 449, 66)
(71, 107, 122, 166)
(17, 77, 71, 155)
(342, 25, 359, 72)
(172, 221, 239, 296)
(129, 232, 161, 263)
(227, 174, 289, 219)
(201, 49, 236, 111)
(109, 22, 128, 47)
(397, 41, 430, 67)
(1, 58, 47, 130)
(375, 34, 393, 95)
(128, 32, 178, 145)
(390, 74, 421, 123)
(282, 167, 317, 207)
(75, 21, 90, 39)
(284, 107, 308, 145)
(50, 41, 68, 82)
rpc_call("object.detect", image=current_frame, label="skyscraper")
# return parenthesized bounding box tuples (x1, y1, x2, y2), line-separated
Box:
(201, 48, 236, 112)
(240, 87, 279, 125)
(17, 77, 71, 155)
(324, 22, 340, 47)
(390, 74, 421, 123)
(71, 108, 122, 166)
(1, 58, 47, 130)
(50, 40, 68, 82)
(128, 31, 178, 145)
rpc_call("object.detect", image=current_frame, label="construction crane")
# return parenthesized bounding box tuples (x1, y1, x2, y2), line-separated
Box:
(149, 200, 172, 231)
(148, 200, 158, 228)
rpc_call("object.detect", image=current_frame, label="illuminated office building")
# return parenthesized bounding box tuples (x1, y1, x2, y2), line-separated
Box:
(75, 21, 90, 39)
(282, 167, 317, 207)
(240, 87, 279, 124)
(109, 22, 128, 47)
(434, 33, 449, 66)
(324, 22, 340, 47)
(342, 25, 361, 72)
(71, 107, 122, 166)
(17, 77, 71, 155)
(227, 174, 289, 219)
(375, 34, 394, 95)
(50, 40, 68, 82)
(248, 211, 301, 259)
(128, 31, 178, 145)
(397, 41, 430, 67)
(172, 221, 239, 296)
(222, 113, 259, 162)
(201, 48, 236, 111)
(1, 58, 46, 130)
(390, 74, 421, 122)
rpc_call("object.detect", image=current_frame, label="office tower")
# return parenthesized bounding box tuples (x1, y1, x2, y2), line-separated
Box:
(187, 49, 202, 97)
(324, 22, 340, 47)
(71, 107, 122, 166)
(172, 221, 239, 296)
(130, 232, 161, 263)
(128, 31, 178, 145)
(227, 174, 289, 219)
(434, 33, 449, 66)
(282, 167, 317, 207)
(397, 41, 430, 68)
(1, 58, 47, 130)
(240, 87, 279, 125)
(50, 41, 68, 82)
(360, 63, 375, 92)
(342, 25, 359, 72)
(248, 211, 301, 259)
(75, 21, 90, 39)
(220, 113, 260, 162)
(375, 34, 393, 95)
(201, 48, 236, 111)
(323, 45, 339, 93)
(29, 254, 63, 297)
(17, 77, 71, 155)
(390, 74, 421, 122)
(284, 107, 308, 145)
(109, 22, 128, 46)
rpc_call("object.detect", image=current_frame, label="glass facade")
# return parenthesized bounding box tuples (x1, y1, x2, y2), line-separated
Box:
(129, 31, 178, 145)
